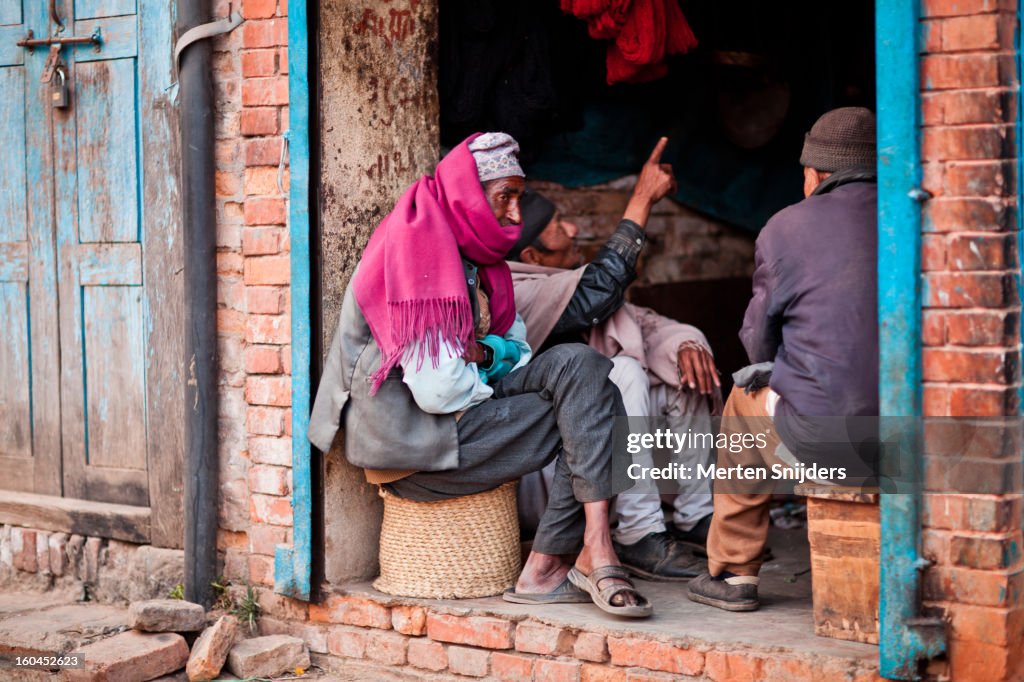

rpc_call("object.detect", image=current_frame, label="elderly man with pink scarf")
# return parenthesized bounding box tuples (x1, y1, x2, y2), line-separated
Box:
(309, 133, 653, 617)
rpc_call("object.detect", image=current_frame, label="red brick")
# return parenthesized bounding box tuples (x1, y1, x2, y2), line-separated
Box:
(245, 345, 283, 374)
(922, 311, 946, 346)
(250, 494, 292, 526)
(923, 272, 1015, 308)
(922, 349, 1013, 383)
(924, 197, 1013, 232)
(217, 529, 248, 551)
(241, 49, 277, 76)
(925, 565, 1024, 606)
(245, 166, 283, 196)
(217, 308, 245, 336)
(921, 54, 1015, 90)
(242, 77, 289, 107)
(947, 603, 1024, 646)
(243, 227, 285, 255)
(935, 14, 1014, 52)
(278, 47, 288, 71)
(950, 386, 1018, 416)
(514, 622, 574, 656)
(246, 314, 289, 345)
(242, 19, 288, 48)
(923, 89, 1014, 127)
(407, 638, 447, 671)
(217, 251, 243, 275)
(446, 645, 489, 677)
(574, 632, 609, 663)
(534, 658, 581, 682)
(425, 614, 514, 649)
(215, 139, 240, 168)
(11, 529, 37, 573)
(704, 650, 767, 682)
(922, 235, 946, 271)
(945, 310, 1017, 345)
(247, 286, 285, 314)
(580, 663, 627, 682)
(491, 652, 534, 681)
(245, 256, 290, 286)
(241, 108, 279, 137)
(922, 0, 1012, 17)
(245, 375, 291, 407)
(245, 138, 282, 166)
(249, 435, 292, 465)
(308, 594, 392, 629)
(949, 638, 1011, 681)
(948, 233, 1015, 271)
(249, 524, 287, 555)
(248, 554, 274, 585)
(391, 606, 427, 636)
(923, 125, 1013, 162)
(967, 496, 1023, 532)
(242, 0, 276, 19)
(248, 464, 289, 495)
(247, 405, 285, 436)
(365, 630, 408, 665)
(606, 637, 704, 676)
(327, 625, 367, 658)
(244, 197, 286, 225)
(945, 161, 1014, 197)
(950, 534, 1021, 570)
(215, 170, 240, 197)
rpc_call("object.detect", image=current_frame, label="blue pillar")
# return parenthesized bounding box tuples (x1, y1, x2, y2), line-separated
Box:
(876, 0, 947, 677)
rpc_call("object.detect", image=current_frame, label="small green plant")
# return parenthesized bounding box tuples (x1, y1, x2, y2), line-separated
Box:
(167, 583, 185, 600)
(232, 584, 261, 634)
(210, 575, 233, 611)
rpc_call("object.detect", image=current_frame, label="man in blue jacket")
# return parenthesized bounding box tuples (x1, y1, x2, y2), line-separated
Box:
(688, 108, 880, 612)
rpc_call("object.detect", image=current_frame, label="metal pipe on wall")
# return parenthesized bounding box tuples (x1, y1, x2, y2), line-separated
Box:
(178, 0, 218, 608)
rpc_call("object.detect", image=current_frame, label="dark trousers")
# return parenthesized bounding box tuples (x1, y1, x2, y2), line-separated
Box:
(387, 344, 628, 555)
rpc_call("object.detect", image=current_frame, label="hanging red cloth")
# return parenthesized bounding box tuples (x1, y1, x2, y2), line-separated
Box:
(561, 0, 698, 85)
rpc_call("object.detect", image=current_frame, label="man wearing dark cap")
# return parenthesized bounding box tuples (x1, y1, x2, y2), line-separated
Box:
(688, 107, 879, 612)
(507, 138, 722, 582)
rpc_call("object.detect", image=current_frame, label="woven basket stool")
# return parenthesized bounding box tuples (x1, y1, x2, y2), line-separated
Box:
(373, 481, 521, 599)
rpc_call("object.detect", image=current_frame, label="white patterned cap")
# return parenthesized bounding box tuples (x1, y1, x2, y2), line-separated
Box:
(468, 132, 525, 183)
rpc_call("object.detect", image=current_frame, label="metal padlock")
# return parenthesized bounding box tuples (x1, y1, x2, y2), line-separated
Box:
(51, 67, 69, 108)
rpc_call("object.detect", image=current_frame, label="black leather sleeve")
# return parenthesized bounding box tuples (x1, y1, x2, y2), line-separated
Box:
(548, 220, 645, 340)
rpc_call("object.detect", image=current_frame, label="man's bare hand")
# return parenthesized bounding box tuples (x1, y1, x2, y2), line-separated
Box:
(463, 342, 486, 366)
(624, 137, 678, 226)
(677, 345, 721, 395)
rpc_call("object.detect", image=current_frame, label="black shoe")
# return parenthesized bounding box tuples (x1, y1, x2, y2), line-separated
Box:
(613, 532, 704, 582)
(669, 514, 712, 553)
(687, 573, 759, 612)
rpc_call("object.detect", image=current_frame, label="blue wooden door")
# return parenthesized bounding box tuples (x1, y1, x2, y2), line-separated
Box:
(0, 0, 62, 495)
(1, 0, 184, 546)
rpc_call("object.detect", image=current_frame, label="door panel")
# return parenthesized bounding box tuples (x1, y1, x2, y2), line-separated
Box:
(0, 0, 61, 495)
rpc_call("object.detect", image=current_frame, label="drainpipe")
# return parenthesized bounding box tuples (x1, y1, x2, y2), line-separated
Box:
(178, 0, 218, 608)
(876, 0, 947, 678)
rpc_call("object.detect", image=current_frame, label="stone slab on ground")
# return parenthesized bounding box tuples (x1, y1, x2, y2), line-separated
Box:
(227, 634, 310, 679)
(64, 630, 188, 682)
(129, 599, 206, 633)
(186, 615, 238, 681)
(0, 604, 128, 655)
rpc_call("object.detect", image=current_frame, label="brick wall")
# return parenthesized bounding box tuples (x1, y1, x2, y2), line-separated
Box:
(211, 0, 294, 590)
(531, 178, 755, 286)
(919, 2, 1024, 680)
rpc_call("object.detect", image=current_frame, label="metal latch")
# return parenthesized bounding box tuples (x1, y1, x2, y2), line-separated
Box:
(16, 27, 102, 51)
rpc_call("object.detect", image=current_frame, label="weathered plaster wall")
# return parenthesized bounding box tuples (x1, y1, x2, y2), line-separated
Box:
(318, 0, 441, 583)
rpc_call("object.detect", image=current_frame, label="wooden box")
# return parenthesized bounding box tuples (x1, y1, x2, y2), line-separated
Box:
(798, 484, 881, 645)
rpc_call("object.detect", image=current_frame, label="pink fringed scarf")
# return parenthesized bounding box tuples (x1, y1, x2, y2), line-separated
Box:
(354, 134, 521, 394)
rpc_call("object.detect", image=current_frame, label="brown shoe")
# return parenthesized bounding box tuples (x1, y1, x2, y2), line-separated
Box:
(687, 573, 759, 612)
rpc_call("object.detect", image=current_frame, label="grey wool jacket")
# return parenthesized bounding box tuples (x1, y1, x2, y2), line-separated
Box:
(307, 280, 460, 472)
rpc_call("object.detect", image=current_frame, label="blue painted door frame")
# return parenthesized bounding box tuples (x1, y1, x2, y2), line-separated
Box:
(281, 5, 955, 678)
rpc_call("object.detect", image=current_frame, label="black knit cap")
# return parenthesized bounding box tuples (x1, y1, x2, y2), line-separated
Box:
(507, 188, 556, 261)
(799, 107, 877, 173)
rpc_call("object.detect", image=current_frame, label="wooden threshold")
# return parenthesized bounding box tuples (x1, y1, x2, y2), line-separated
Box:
(0, 491, 150, 544)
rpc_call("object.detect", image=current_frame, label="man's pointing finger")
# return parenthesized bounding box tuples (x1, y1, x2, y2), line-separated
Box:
(648, 136, 669, 164)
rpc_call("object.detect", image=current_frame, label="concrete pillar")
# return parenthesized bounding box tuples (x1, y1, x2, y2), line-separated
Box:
(318, 0, 439, 583)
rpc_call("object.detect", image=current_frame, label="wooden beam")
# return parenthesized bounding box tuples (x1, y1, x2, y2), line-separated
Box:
(0, 491, 150, 544)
